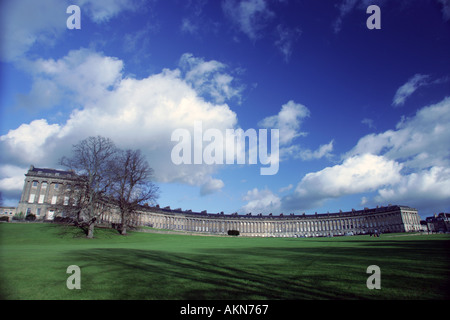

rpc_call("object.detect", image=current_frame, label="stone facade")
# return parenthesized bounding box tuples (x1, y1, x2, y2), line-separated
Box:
(134, 205, 422, 237)
(17, 165, 78, 220)
(16, 165, 422, 237)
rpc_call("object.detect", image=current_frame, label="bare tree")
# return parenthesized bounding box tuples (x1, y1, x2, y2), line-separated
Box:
(110, 149, 159, 235)
(60, 136, 118, 238)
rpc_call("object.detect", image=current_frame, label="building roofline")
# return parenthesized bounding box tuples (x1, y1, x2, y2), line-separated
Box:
(25, 165, 76, 180)
(139, 204, 417, 219)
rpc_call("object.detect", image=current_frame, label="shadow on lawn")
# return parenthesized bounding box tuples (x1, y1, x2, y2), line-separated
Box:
(61, 238, 450, 300)
(64, 248, 353, 300)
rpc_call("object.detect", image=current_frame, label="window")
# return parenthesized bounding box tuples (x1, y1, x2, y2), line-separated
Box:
(38, 194, 45, 204)
(28, 193, 35, 203)
(32, 181, 38, 188)
(41, 182, 47, 189)
(64, 196, 69, 206)
(37, 208, 41, 216)
(51, 196, 57, 205)
(26, 208, 31, 215)
(54, 183, 59, 190)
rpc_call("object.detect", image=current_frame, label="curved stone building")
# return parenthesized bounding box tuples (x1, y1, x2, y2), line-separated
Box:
(17, 165, 422, 237)
(129, 204, 421, 237)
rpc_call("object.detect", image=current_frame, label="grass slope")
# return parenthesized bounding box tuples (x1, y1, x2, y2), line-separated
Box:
(0, 223, 449, 300)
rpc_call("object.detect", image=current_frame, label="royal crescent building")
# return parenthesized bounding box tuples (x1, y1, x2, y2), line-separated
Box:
(17, 165, 422, 237)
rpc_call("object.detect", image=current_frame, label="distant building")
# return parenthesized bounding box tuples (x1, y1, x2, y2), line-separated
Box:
(0, 206, 17, 222)
(426, 213, 450, 233)
(17, 165, 78, 220)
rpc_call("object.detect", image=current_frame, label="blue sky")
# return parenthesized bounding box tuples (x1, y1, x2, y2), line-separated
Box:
(1, 0, 449, 219)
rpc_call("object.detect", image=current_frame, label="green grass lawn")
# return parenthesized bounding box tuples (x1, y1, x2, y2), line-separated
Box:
(0, 223, 449, 300)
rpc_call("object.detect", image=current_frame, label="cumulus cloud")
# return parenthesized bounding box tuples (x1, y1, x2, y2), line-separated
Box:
(200, 178, 225, 196)
(347, 96, 450, 169)
(258, 100, 310, 146)
(0, 49, 242, 200)
(282, 154, 403, 211)
(179, 53, 244, 104)
(16, 49, 124, 111)
(0, 164, 28, 202)
(241, 187, 281, 214)
(0, 119, 61, 165)
(343, 97, 450, 212)
(375, 166, 450, 212)
(258, 100, 333, 162)
(281, 96, 450, 214)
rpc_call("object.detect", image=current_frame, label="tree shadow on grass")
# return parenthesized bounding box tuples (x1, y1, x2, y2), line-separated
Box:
(62, 248, 336, 300)
(58, 237, 449, 300)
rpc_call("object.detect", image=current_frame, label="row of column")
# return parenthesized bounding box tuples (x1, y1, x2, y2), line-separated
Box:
(142, 212, 409, 236)
(402, 211, 422, 231)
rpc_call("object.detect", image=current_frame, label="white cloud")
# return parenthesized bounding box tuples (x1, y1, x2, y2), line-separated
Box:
(241, 187, 281, 214)
(246, 96, 450, 214)
(222, 0, 274, 40)
(347, 96, 450, 170)
(278, 184, 293, 193)
(258, 100, 310, 146)
(17, 49, 124, 111)
(392, 74, 430, 107)
(297, 140, 334, 161)
(375, 166, 450, 212)
(200, 178, 225, 196)
(279, 141, 334, 161)
(77, 0, 140, 23)
(0, 119, 61, 164)
(0, 164, 28, 202)
(348, 97, 450, 212)
(282, 96, 450, 214)
(179, 53, 244, 104)
(259, 101, 333, 162)
(0, 49, 242, 200)
(282, 154, 403, 211)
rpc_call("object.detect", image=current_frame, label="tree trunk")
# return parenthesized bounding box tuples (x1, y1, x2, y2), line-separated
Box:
(87, 222, 95, 238)
(120, 210, 127, 235)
